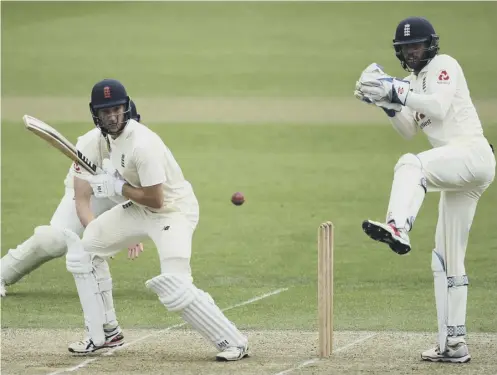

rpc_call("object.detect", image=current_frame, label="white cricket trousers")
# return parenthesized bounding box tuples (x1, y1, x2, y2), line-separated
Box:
(81, 201, 200, 272)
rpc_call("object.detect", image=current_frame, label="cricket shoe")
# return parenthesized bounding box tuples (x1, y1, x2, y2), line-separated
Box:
(68, 325, 124, 354)
(362, 220, 411, 255)
(215, 344, 249, 361)
(0, 279, 6, 297)
(421, 343, 471, 363)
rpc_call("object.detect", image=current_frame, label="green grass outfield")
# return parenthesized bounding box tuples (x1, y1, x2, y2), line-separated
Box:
(1, 0, 497, 342)
(2, 2, 496, 98)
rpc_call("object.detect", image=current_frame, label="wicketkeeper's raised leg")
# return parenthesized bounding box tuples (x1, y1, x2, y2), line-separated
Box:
(361, 141, 494, 362)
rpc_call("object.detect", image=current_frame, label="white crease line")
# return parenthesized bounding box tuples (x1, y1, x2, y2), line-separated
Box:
(273, 358, 321, 375)
(46, 287, 289, 375)
(272, 333, 377, 375)
(333, 332, 376, 353)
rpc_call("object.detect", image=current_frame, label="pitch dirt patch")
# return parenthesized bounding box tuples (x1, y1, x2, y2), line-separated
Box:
(2, 97, 496, 125)
(1, 329, 496, 375)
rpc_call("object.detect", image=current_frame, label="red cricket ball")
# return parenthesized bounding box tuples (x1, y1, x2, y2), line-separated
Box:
(231, 192, 245, 206)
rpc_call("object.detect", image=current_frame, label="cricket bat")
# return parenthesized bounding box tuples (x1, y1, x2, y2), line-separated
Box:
(23, 115, 101, 175)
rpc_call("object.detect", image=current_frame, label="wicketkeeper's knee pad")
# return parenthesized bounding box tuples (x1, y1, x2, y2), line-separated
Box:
(394, 153, 427, 193)
(394, 153, 423, 172)
(145, 273, 196, 312)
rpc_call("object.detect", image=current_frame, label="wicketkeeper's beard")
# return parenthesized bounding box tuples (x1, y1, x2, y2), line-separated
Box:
(404, 49, 428, 72)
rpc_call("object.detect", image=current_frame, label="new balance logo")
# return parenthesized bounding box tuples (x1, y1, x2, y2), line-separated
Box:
(121, 154, 125, 168)
(122, 202, 133, 209)
(404, 24, 410, 37)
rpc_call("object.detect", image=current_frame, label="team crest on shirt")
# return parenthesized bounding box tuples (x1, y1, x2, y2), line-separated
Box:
(437, 70, 451, 84)
(73, 162, 82, 173)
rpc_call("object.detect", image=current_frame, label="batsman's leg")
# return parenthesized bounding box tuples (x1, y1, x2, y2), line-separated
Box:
(421, 190, 481, 363)
(145, 212, 248, 361)
(65, 202, 146, 354)
(65, 229, 107, 351)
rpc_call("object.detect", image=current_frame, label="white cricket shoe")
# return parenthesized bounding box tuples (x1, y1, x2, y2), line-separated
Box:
(215, 345, 249, 361)
(421, 343, 471, 363)
(0, 279, 6, 297)
(362, 220, 411, 255)
(68, 325, 124, 354)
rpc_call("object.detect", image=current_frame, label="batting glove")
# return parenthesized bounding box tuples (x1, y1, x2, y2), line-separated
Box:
(83, 173, 125, 198)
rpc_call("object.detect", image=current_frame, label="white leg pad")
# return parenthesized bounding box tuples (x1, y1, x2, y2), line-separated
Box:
(65, 229, 105, 346)
(72, 273, 106, 346)
(93, 256, 117, 325)
(386, 153, 427, 231)
(432, 251, 448, 353)
(0, 225, 67, 285)
(447, 275, 468, 346)
(146, 274, 247, 350)
(146, 273, 196, 311)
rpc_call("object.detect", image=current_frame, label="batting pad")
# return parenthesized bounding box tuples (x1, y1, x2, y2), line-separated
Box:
(93, 257, 117, 325)
(72, 273, 106, 346)
(146, 273, 196, 312)
(65, 229, 106, 346)
(146, 274, 247, 350)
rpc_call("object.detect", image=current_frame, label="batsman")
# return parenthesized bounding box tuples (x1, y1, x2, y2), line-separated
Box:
(64, 78, 249, 361)
(354, 17, 495, 362)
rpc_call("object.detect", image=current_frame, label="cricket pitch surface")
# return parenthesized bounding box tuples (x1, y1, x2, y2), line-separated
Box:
(2, 329, 497, 375)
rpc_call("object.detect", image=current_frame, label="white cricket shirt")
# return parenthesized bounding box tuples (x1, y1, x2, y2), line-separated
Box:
(108, 120, 198, 213)
(404, 54, 485, 147)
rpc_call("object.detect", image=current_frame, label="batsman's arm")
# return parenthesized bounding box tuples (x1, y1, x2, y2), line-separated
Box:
(121, 183, 164, 210)
(74, 176, 95, 227)
(123, 142, 166, 210)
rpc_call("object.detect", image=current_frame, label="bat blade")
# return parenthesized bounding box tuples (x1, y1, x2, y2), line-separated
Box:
(23, 115, 99, 175)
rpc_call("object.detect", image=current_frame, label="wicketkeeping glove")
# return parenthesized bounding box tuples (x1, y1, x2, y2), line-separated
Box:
(355, 62, 411, 105)
(360, 77, 411, 105)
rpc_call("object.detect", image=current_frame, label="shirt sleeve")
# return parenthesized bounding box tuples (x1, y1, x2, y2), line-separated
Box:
(389, 106, 418, 140)
(405, 55, 459, 120)
(134, 139, 166, 187)
(71, 132, 101, 178)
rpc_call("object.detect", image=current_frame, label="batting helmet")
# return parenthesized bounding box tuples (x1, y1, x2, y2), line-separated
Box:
(393, 17, 440, 72)
(130, 100, 141, 122)
(89, 79, 131, 136)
